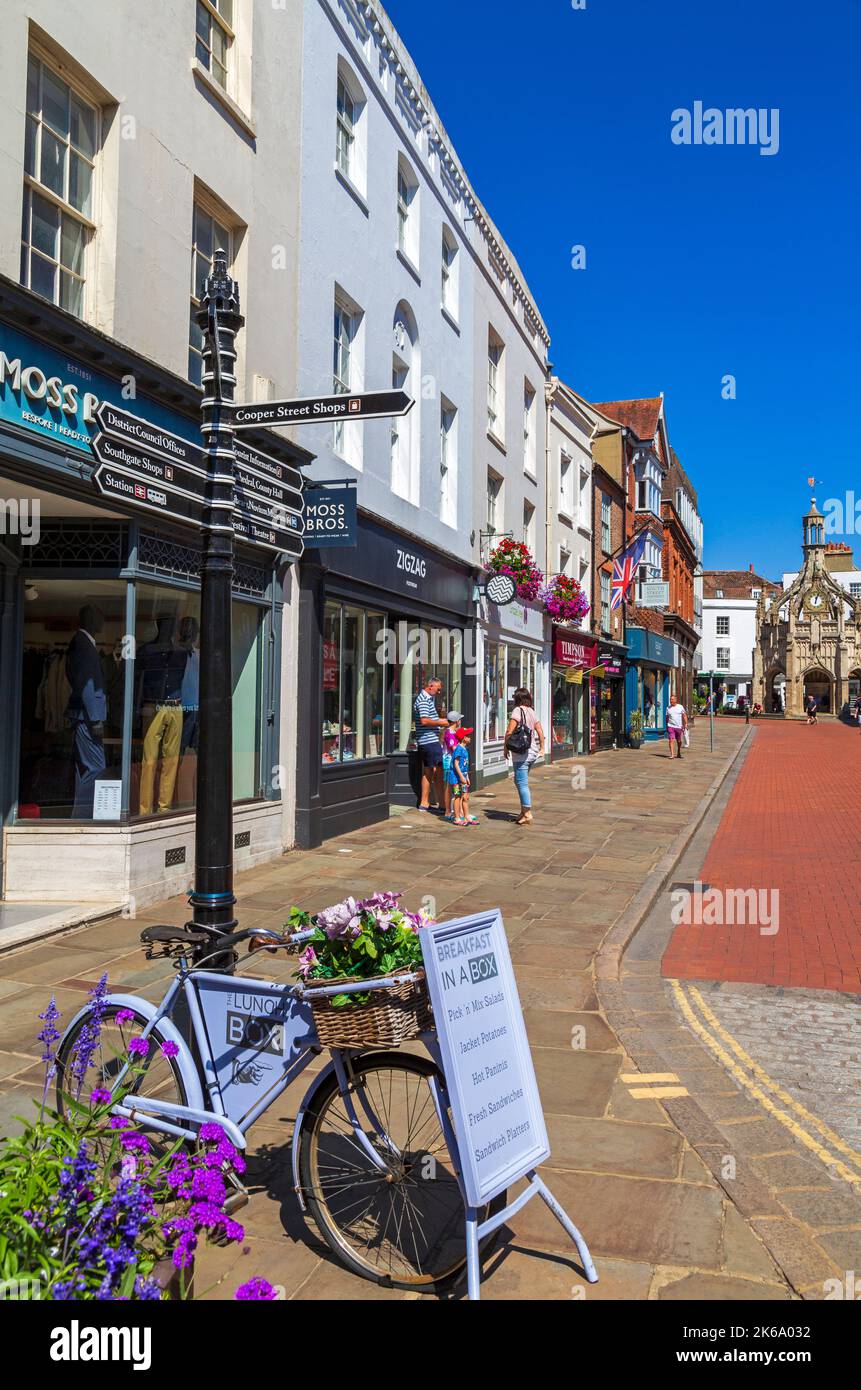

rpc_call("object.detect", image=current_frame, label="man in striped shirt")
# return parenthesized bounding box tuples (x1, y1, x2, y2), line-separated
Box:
(414, 675, 447, 812)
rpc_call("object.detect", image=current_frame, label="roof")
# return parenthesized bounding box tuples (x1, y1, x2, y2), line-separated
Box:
(591, 397, 663, 442)
(704, 570, 781, 599)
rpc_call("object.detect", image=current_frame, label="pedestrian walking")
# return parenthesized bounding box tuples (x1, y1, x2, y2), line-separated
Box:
(448, 728, 477, 826)
(504, 687, 545, 826)
(413, 675, 448, 813)
(666, 692, 688, 759)
(806, 694, 818, 725)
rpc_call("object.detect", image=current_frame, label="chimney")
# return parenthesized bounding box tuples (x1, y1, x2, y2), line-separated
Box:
(749, 564, 754, 573)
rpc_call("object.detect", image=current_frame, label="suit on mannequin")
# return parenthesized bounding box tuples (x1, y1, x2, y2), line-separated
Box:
(65, 606, 107, 819)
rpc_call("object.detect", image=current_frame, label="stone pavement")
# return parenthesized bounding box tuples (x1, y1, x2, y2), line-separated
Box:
(600, 721, 861, 1299)
(663, 720, 861, 991)
(0, 722, 803, 1300)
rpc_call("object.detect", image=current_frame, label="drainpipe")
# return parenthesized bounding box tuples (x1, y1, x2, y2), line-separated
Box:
(544, 375, 557, 578)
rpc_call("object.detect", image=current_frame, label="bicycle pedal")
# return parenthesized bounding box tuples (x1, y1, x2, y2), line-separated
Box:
(223, 1189, 250, 1217)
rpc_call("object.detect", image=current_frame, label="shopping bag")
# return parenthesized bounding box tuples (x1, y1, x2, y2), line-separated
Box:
(683, 728, 690, 749)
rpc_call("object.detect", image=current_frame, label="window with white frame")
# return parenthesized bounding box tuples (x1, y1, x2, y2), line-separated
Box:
(487, 328, 505, 440)
(397, 156, 419, 264)
(559, 546, 572, 577)
(21, 54, 98, 319)
(486, 469, 502, 537)
(559, 451, 574, 517)
(751, 588, 762, 599)
(335, 62, 367, 194)
(716, 648, 731, 670)
(579, 467, 590, 529)
(524, 382, 537, 474)
(851, 582, 861, 598)
(601, 493, 612, 554)
(189, 200, 233, 386)
(333, 293, 364, 465)
(196, 0, 233, 91)
(600, 570, 611, 631)
(440, 398, 457, 528)
(715, 588, 724, 598)
(523, 500, 536, 552)
(716, 615, 730, 636)
(441, 226, 458, 319)
(637, 479, 647, 510)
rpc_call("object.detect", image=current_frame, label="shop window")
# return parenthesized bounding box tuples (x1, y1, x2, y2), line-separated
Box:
(131, 583, 263, 817)
(642, 670, 657, 729)
(322, 602, 387, 763)
(483, 640, 506, 744)
(391, 623, 461, 753)
(21, 53, 98, 318)
(18, 580, 127, 821)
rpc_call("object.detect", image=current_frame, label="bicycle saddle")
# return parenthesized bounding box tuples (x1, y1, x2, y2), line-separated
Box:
(139, 924, 213, 946)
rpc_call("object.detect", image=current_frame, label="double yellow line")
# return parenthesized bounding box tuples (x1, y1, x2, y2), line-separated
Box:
(670, 979, 861, 1187)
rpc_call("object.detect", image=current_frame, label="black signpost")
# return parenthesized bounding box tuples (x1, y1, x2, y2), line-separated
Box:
(232, 389, 413, 431)
(90, 253, 414, 968)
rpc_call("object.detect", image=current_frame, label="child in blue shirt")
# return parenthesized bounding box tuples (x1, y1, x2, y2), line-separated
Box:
(448, 728, 478, 826)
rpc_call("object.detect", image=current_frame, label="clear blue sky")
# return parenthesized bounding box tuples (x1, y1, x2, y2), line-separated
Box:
(383, 0, 861, 580)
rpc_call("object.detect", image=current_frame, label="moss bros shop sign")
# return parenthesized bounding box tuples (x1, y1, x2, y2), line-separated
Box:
(304, 483, 357, 547)
(0, 322, 200, 457)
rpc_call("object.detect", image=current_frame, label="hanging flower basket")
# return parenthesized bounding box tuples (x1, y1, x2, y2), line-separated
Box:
(539, 575, 590, 626)
(487, 539, 543, 602)
(290, 894, 435, 1047)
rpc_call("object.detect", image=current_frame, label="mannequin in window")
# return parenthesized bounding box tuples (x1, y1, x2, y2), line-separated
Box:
(179, 616, 200, 756)
(65, 605, 107, 819)
(136, 614, 188, 816)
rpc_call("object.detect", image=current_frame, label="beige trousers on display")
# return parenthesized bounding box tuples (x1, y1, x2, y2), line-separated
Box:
(139, 705, 183, 815)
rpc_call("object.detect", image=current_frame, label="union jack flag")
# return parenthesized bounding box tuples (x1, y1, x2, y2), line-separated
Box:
(611, 531, 649, 611)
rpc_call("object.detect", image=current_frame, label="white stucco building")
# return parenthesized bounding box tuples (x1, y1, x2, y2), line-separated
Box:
(700, 569, 779, 705)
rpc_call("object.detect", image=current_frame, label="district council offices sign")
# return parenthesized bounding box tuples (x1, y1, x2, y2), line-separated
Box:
(420, 910, 550, 1207)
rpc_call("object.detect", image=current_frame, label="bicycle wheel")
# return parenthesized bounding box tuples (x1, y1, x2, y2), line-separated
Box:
(56, 1004, 189, 1141)
(298, 1051, 506, 1293)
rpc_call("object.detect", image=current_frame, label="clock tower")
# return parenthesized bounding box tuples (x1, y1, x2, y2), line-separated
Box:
(753, 500, 861, 718)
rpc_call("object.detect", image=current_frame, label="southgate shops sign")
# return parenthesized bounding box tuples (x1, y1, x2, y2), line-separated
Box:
(420, 910, 550, 1206)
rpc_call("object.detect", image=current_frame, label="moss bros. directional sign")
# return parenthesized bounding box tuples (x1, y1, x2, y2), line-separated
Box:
(420, 910, 550, 1207)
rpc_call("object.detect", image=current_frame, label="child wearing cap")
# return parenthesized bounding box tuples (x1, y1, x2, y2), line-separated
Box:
(442, 711, 462, 820)
(448, 728, 477, 826)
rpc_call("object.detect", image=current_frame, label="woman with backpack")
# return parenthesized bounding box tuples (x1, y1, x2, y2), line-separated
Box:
(504, 687, 545, 827)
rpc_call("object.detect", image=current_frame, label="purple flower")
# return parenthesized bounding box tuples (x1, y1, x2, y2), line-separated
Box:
(109, 1116, 130, 1131)
(235, 1277, 277, 1301)
(128, 1036, 149, 1057)
(297, 945, 318, 979)
(38, 996, 61, 1063)
(171, 1234, 197, 1270)
(115, 1009, 136, 1026)
(134, 1277, 162, 1301)
(120, 1133, 151, 1154)
(189, 1200, 223, 1230)
(191, 1167, 227, 1205)
(199, 1121, 228, 1143)
(223, 1219, 245, 1243)
(69, 974, 109, 1096)
(160, 1040, 179, 1058)
(91, 1087, 112, 1106)
(316, 896, 362, 940)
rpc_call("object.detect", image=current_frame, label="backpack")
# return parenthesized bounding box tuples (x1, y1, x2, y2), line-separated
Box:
(507, 708, 532, 755)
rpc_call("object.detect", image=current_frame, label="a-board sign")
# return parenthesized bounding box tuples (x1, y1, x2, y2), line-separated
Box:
(419, 910, 550, 1207)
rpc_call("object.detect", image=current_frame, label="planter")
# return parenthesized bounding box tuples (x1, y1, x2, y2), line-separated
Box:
(626, 737, 643, 750)
(306, 969, 434, 1048)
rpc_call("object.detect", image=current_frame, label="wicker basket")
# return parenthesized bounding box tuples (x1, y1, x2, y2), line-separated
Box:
(306, 970, 434, 1048)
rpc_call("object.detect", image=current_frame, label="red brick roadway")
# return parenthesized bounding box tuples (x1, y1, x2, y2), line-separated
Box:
(662, 720, 861, 992)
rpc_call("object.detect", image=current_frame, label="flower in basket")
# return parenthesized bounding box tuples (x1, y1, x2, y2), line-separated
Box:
(539, 574, 590, 625)
(287, 893, 431, 1008)
(487, 538, 543, 602)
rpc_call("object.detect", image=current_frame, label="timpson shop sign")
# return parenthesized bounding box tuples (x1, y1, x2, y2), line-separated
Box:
(553, 634, 597, 669)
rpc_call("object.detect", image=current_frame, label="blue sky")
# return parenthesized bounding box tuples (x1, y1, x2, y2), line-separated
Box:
(383, 0, 861, 579)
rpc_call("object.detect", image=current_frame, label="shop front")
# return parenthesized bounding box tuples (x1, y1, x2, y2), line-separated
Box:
(0, 290, 309, 920)
(476, 597, 549, 786)
(592, 642, 627, 750)
(550, 629, 597, 759)
(296, 516, 476, 845)
(625, 627, 679, 740)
